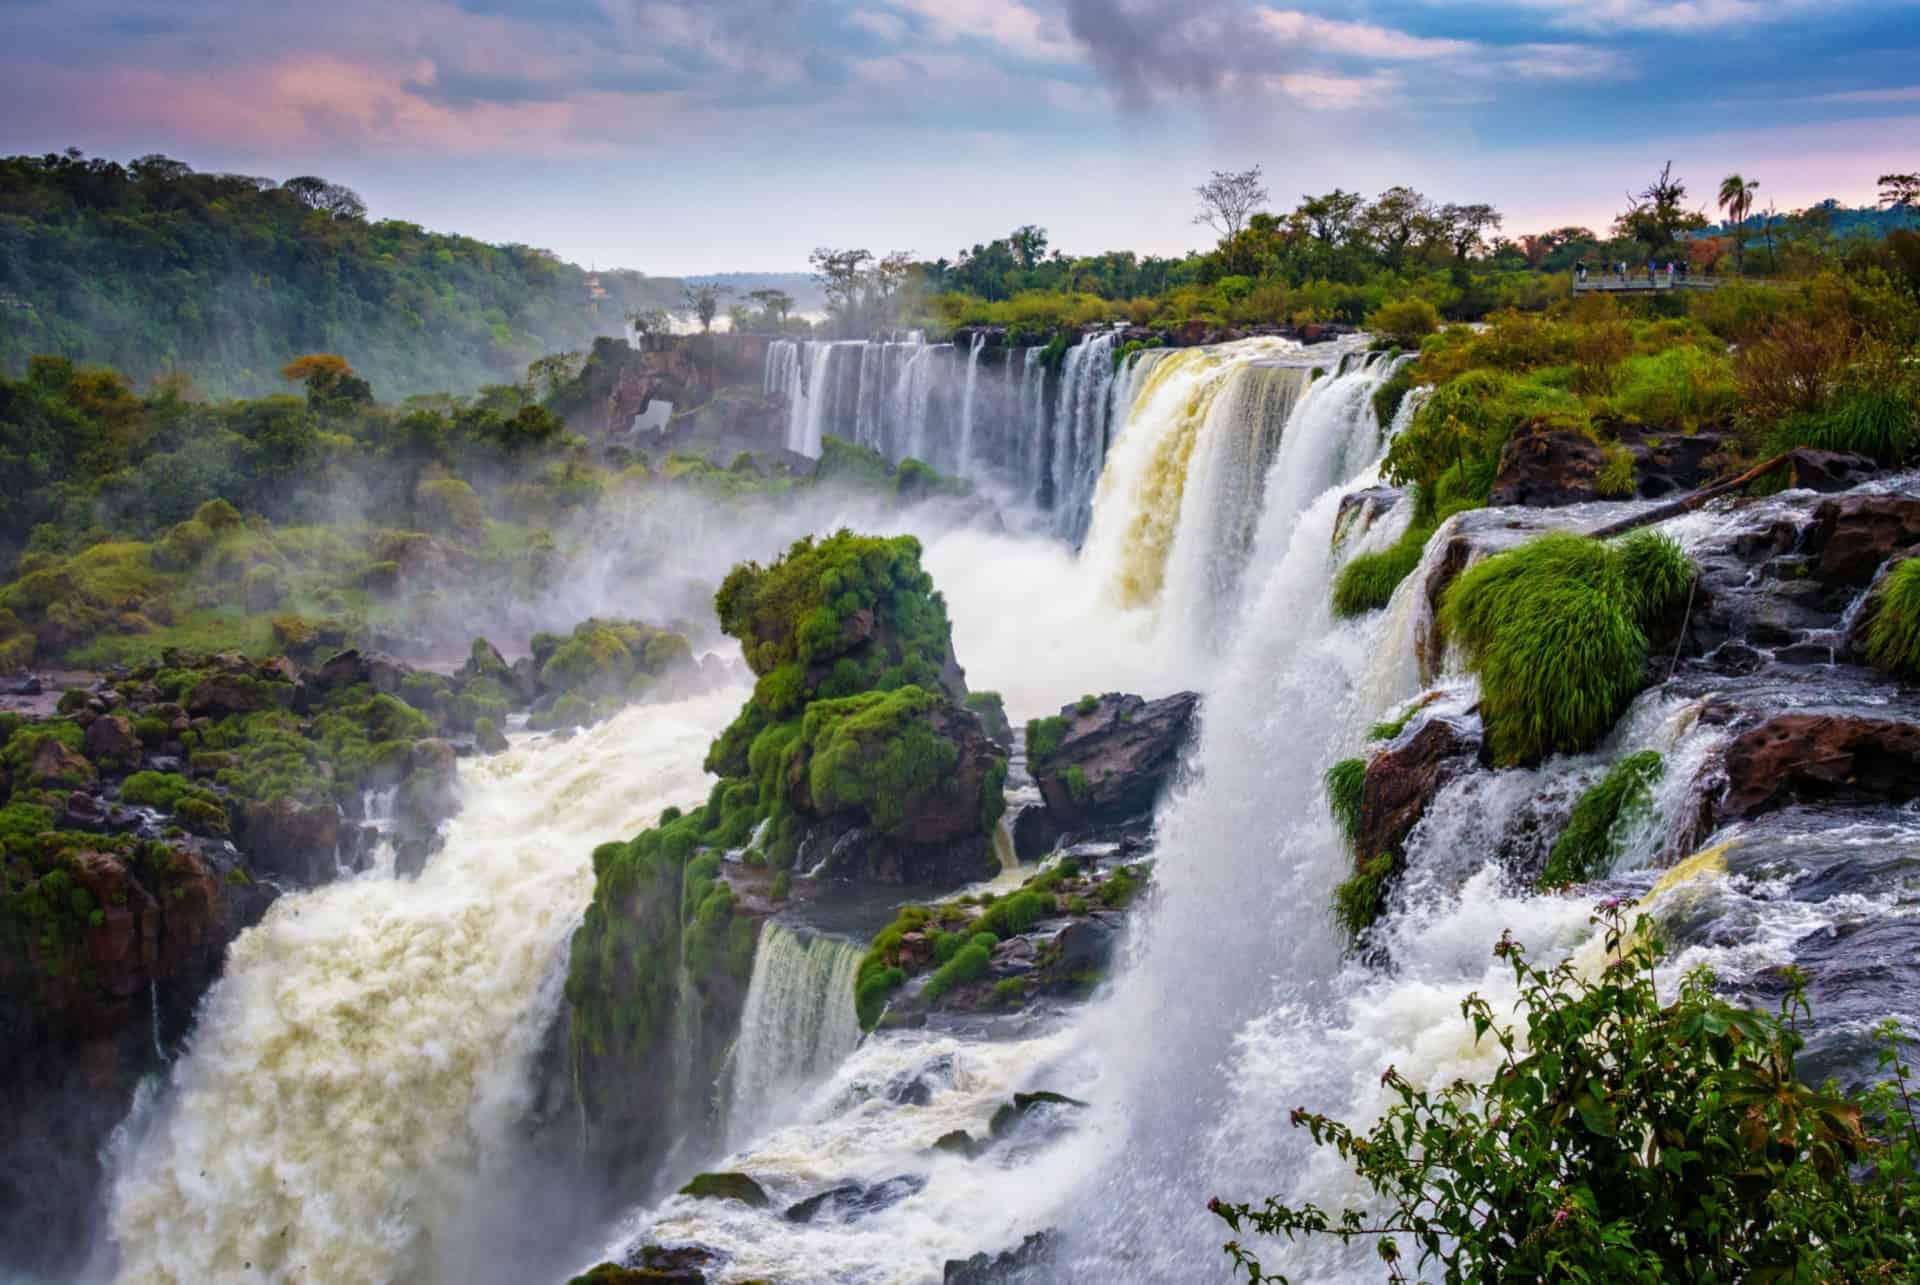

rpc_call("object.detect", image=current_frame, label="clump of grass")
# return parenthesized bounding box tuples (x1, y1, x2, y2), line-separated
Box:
(1864, 558, 1920, 680)
(1539, 751, 1664, 888)
(1613, 530, 1695, 625)
(1442, 532, 1695, 766)
(922, 931, 998, 1001)
(1333, 854, 1398, 942)
(1326, 757, 1367, 844)
(1595, 442, 1636, 497)
(1331, 499, 1478, 619)
(1771, 388, 1919, 466)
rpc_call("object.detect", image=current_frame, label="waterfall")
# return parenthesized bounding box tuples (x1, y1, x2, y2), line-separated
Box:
(724, 925, 863, 1149)
(102, 688, 749, 1285)
(957, 331, 986, 474)
(1050, 331, 1120, 542)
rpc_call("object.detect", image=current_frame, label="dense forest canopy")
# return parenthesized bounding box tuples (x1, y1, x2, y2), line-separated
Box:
(0, 150, 686, 398)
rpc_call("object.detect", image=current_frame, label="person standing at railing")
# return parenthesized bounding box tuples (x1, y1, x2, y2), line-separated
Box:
(1647, 261, 1657, 287)
(1666, 260, 1675, 286)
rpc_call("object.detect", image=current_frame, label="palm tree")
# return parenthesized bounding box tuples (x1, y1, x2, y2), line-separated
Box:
(1717, 174, 1759, 275)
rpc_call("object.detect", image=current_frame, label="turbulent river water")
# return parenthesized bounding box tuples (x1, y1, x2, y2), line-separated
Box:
(86, 332, 1919, 1285)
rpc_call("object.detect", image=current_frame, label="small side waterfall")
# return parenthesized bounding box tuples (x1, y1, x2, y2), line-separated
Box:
(763, 329, 1137, 537)
(724, 924, 863, 1147)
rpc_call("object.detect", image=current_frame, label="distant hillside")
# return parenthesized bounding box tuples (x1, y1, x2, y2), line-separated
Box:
(685, 271, 826, 314)
(1702, 200, 1920, 243)
(0, 151, 686, 399)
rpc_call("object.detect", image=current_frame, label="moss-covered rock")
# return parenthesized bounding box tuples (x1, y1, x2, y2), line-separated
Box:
(677, 1172, 770, 1207)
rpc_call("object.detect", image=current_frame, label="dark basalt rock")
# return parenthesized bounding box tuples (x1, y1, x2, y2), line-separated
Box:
(944, 1231, 1056, 1284)
(234, 797, 341, 886)
(1717, 715, 1920, 820)
(1617, 426, 1733, 498)
(1780, 448, 1881, 493)
(576, 1244, 720, 1285)
(1354, 716, 1482, 862)
(1488, 430, 1603, 508)
(677, 1171, 769, 1207)
(783, 1174, 926, 1224)
(1806, 495, 1920, 587)
(1028, 691, 1198, 836)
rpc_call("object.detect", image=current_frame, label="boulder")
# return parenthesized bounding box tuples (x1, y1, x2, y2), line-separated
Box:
(944, 1232, 1055, 1285)
(784, 1175, 925, 1224)
(183, 674, 281, 718)
(1617, 426, 1733, 499)
(310, 648, 406, 697)
(1354, 717, 1480, 861)
(82, 715, 137, 765)
(1781, 448, 1880, 493)
(1029, 692, 1199, 832)
(677, 1172, 769, 1208)
(1807, 495, 1920, 587)
(235, 797, 341, 886)
(398, 738, 460, 831)
(1488, 430, 1603, 508)
(1718, 715, 1920, 820)
(29, 738, 94, 788)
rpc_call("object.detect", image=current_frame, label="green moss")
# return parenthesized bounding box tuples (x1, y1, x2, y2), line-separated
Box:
(1093, 868, 1140, 908)
(922, 936, 995, 1001)
(976, 890, 1053, 938)
(1064, 764, 1090, 804)
(1540, 751, 1664, 888)
(964, 690, 1011, 743)
(1065, 895, 1090, 914)
(1864, 558, 1920, 680)
(1371, 363, 1416, 430)
(1326, 757, 1367, 844)
(979, 754, 1009, 832)
(1025, 715, 1067, 764)
(677, 1172, 769, 1207)
(1441, 532, 1688, 766)
(801, 686, 957, 835)
(1334, 854, 1399, 942)
(1075, 693, 1100, 715)
(855, 965, 908, 1029)
(769, 870, 791, 902)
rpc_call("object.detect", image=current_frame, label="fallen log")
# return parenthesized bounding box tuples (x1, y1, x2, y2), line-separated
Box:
(1583, 452, 1795, 541)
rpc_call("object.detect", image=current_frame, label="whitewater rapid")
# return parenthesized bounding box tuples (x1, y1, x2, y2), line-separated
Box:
(103, 687, 749, 1285)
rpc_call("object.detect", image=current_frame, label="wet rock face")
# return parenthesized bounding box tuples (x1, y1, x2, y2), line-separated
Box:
(1028, 691, 1199, 834)
(1806, 494, 1920, 587)
(1718, 715, 1920, 820)
(1355, 717, 1482, 862)
(234, 796, 342, 886)
(1618, 426, 1734, 499)
(1781, 449, 1882, 493)
(1489, 431, 1603, 508)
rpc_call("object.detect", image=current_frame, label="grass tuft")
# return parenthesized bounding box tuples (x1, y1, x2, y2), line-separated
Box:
(1864, 558, 1920, 680)
(1333, 854, 1398, 942)
(1326, 757, 1367, 844)
(1539, 751, 1664, 888)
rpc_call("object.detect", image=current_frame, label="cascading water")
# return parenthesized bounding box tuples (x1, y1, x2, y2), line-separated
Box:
(101, 688, 749, 1285)
(762, 330, 1135, 537)
(723, 925, 864, 1149)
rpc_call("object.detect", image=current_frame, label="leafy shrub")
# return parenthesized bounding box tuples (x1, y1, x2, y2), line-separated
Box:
(1864, 558, 1920, 680)
(1325, 758, 1366, 844)
(1213, 909, 1920, 1284)
(1540, 751, 1664, 887)
(1606, 345, 1738, 430)
(922, 932, 998, 1000)
(976, 890, 1054, 938)
(1365, 298, 1440, 347)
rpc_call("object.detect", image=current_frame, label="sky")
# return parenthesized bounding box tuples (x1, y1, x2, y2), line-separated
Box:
(1, 0, 1916, 274)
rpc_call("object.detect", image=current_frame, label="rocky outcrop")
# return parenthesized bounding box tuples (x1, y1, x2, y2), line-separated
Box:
(1717, 715, 1920, 820)
(1489, 430, 1604, 508)
(1354, 717, 1481, 861)
(1779, 448, 1881, 493)
(945, 1232, 1056, 1284)
(1806, 494, 1920, 587)
(234, 797, 342, 886)
(1020, 692, 1198, 857)
(1616, 426, 1733, 499)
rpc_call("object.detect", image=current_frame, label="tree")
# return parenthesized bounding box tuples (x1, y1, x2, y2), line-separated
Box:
(1195, 167, 1270, 273)
(279, 353, 370, 411)
(1359, 186, 1432, 271)
(1296, 189, 1365, 248)
(1880, 172, 1920, 210)
(1211, 906, 1920, 1284)
(1438, 202, 1503, 262)
(1615, 161, 1707, 259)
(682, 283, 730, 333)
(746, 289, 794, 327)
(1717, 173, 1759, 274)
(525, 351, 584, 400)
(811, 247, 876, 335)
(627, 308, 671, 342)
(280, 175, 367, 221)
(1009, 225, 1049, 271)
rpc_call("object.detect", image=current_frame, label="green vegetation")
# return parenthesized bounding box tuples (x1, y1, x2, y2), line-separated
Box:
(0, 151, 683, 398)
(526, 618, 694, 731)
(1332, 853, 1397, 943)
(1330, 499, 1475, 617)
(963, 690, 1011, 743)
(922, 932, 998, 1001)
(1325, 758, 1367, 844)
(1214, 908, 1920, 1284)
(1441, 533, 1693, 766)
(1863, 558, 1920, 680)
(676, 1172, 769, 1207)
(1025, 715, 1067, 765)
(1540, 752, 1665, 887)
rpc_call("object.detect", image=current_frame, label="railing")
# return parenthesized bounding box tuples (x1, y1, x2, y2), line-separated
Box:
(1572, 274, 1795, 293)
